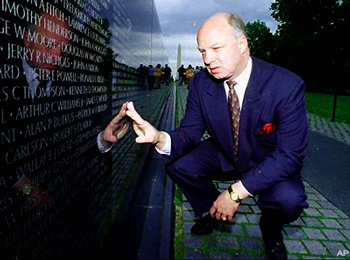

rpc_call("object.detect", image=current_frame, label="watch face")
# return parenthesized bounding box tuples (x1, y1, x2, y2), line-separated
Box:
(231, 193, 238, 201)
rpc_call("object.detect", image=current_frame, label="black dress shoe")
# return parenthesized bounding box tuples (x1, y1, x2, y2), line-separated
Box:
(190, 214, 222, 235)
(265, 242, 287, 260)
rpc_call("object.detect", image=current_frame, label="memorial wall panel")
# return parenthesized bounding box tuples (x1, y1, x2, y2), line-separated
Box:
(0, 0, 169, 258)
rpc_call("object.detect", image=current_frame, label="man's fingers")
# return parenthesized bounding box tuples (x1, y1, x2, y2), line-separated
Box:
(126, 101, 144, 124)
(110, 102, 128, 125)
(132, 122, 144, 137)
(135, 136, 147, 143)
(115, 122, 129, 139)
(209, 205, 216, 217)
(103, 131, 117, 143)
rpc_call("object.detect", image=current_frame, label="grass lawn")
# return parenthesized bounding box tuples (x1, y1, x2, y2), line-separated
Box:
(306, 92, 350, 124)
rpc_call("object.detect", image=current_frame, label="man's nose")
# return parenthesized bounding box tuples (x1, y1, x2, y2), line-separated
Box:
(203, 50, 215, 65)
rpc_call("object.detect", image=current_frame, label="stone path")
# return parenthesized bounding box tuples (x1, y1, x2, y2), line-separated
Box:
(176, 85, 350, 259)
(308, 114, 350, 146)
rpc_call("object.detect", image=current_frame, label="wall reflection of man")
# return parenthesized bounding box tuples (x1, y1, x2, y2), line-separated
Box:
(9, 10, 71, 207)
(22, 10, 70, 100)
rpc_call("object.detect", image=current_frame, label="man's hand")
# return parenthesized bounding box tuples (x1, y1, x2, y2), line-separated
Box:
(210, 189, 239, 222)
(12, 176, 53, 209)
(126, 101, 167, 149)
(209, 182, 249, 222)
(101, 102, 130, 148)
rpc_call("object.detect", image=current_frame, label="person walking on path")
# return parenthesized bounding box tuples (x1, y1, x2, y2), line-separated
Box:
(147, 65, 155, 89)
(154, 64, 163, 89)
(164, 64, 172, 85)
(185, 64, 195, 88)
(177, 64, 186, 85)
(126, 13, 308, 259)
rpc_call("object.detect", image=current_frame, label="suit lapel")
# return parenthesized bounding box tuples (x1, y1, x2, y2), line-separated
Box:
(204, 80, 235, 161)
(238, 58, 264, 170)
(202, 57, 266, 168)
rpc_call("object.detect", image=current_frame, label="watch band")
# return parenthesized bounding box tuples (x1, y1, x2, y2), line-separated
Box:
(228, 185, 241, 203)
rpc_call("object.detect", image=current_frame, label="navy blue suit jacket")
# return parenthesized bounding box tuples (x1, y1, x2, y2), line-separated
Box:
(169, 57, 308, 195)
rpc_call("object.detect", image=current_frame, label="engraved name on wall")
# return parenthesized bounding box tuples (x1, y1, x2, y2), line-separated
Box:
(1, 1, 112, 257)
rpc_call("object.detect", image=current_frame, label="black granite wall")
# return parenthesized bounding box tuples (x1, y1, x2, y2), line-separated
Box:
(0, 0, 169, 258)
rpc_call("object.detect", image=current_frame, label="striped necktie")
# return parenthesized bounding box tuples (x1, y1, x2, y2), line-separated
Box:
(227, 80, 240, 161)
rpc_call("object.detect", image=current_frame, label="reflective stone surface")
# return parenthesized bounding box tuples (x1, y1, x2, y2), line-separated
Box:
(0, 0, 168, 258)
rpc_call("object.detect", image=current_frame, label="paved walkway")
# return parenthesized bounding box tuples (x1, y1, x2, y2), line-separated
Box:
(175, 85, 350, 259)
(308, 114, 350, 146)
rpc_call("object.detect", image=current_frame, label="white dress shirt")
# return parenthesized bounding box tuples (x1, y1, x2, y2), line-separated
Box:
(157, 57, 252, 153)
(156, 57, 253, 196)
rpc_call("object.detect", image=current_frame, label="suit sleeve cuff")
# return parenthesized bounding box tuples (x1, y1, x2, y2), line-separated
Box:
(238, 180, 253, 197)
(154, 131, 171, 155)
(97, 131, 113, 153)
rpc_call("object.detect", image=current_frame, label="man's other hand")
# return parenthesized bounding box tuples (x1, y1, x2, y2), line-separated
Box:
(101, 102, 130, 147)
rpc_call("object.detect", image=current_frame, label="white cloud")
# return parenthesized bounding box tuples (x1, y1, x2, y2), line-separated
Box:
(154, 0, 278, 71)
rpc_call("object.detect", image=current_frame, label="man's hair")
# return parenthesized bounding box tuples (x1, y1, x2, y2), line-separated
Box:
(226, 13, 247, 39)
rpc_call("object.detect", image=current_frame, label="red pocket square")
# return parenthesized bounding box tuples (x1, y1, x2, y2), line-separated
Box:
(258, 122, 276, 135)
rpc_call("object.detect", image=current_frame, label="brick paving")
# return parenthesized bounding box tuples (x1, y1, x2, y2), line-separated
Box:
(308, 114, 350, 146)
(175, 85, 350, 259)
(180, 180, 350, 259)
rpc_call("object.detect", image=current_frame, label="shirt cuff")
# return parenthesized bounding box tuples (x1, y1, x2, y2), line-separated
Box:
(97, 131, 113, 153)
(154, 131, 171, 155)
(238, 180, 253, 197)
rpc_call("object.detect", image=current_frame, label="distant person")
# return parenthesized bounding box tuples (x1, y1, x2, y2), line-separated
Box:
(194, 65, 201, 74)
(177, 64, 186, 85)
(136, 64, 146, 87)
(185, 64, 194, 88)
(147, 65, 155, 89)
(164, 64, 172, 85)
(125, 12, 308, 260)
(153, 63, 162, 89)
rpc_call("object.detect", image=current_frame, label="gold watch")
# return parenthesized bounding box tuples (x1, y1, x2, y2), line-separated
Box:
(228, 185, 241, 203)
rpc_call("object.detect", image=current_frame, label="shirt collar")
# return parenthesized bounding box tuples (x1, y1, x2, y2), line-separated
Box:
(224, 57, 252, 108)
(233, 57, 252, 88)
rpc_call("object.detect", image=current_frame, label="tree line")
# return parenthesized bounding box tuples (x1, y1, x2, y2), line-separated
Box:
(246, 0, 350, 94)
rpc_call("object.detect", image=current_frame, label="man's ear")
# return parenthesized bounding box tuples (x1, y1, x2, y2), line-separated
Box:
(238, 35, 248, 54)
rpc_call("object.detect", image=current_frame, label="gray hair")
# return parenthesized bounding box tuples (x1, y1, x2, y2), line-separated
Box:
(226, 13, 247, 39)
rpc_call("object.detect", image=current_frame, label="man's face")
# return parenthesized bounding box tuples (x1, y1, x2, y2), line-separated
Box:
(24, 12, 69, 70)
(197, 16, 247, 81)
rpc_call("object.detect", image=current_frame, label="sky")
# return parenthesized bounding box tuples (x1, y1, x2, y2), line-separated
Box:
(154, 0, 278, 72)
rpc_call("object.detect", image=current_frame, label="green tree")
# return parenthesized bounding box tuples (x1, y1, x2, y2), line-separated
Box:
(270, 0, 349, 93)
(246, 20, 275, 62)
(335, 0, 350, 93)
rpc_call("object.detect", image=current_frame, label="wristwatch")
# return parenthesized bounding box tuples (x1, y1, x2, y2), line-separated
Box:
(228, 185, 241, 203)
